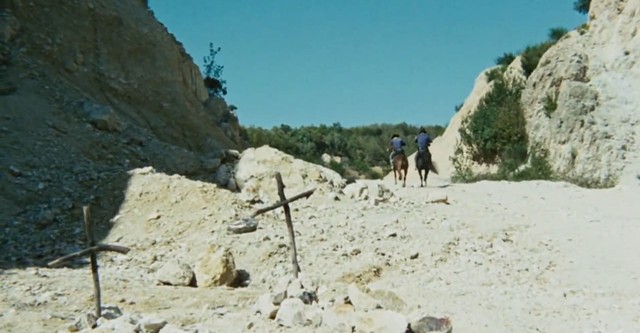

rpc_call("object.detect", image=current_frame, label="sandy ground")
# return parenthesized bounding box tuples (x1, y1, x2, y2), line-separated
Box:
(1, 167, 639, 332)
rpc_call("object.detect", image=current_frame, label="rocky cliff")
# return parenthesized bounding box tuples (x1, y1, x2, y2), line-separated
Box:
(522, 0, 640, 186)
(0, 0, 245, 267)
(432, 0, 640, 187)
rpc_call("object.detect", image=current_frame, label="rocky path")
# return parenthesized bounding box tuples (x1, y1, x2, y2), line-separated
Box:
(1, 167, 639, 332)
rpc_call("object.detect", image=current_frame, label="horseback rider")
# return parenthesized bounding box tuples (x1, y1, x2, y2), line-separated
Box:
(389, 134, 406, 167)
(414, 127, 432, 166)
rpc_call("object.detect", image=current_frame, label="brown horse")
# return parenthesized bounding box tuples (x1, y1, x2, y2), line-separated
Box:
(415, 149, 438, 187)
(392, 153, 409, 187)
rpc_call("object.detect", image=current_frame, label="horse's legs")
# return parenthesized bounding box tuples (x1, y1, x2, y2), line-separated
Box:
(424, 169, 429, 187)
(402, 168, 407, 187)
(393, 169, 397, 185)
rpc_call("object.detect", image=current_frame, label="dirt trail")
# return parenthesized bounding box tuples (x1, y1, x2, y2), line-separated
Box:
(1, 167, 639, 332)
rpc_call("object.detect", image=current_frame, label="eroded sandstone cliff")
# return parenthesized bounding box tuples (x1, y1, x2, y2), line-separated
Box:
(432, 0, 640, 187)
(0, 0, 244, 267)
(522, 0, 640, 186)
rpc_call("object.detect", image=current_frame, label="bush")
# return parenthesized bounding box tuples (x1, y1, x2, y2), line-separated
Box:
(453, 68, 558, 184)
(521, 41, 554, 77)
(495, 52, 516, 66)
(578, 23, 590, 35)
(328, 160, 347, 177)
(543, 92, 558, 117)
(450, 143, 475, 183)
(573, 0, 591, 14)
(485, 67, 505, 83)
(548, 27, 569, 42)
(459, 75, 527, 165)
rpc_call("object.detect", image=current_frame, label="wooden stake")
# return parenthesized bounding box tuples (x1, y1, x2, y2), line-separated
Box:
(274, 173, 301, 278)
(48, 205, 130, 320)
(83, 206, 102, 318)
(47, 245, 130, 268)
(250, 187, 315, 218)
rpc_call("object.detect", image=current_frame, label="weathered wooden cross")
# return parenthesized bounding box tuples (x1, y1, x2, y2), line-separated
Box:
(250, 172, 315, 279)
(47, 205, 130, 318)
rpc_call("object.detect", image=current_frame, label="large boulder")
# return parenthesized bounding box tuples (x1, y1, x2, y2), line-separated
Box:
(194, 245, 237, 288)
(235, 146, 346, 203)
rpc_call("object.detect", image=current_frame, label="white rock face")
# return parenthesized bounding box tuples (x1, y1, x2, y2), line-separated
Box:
(522, 0, 640, 186)
(433, 0, 640, 186)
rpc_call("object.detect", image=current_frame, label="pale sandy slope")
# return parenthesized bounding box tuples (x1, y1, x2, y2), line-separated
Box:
(1, 168, 638, 333)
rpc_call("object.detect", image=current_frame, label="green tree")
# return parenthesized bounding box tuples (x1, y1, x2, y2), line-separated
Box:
(520, 41, 554, 78)
(495, 52, 516, 66)
(241, 122, 445, 179)
(459, 76, 527, 165)
(202, 43, 227, 97)
(573, 0, 591, 14)
(548, 27, 569, 42)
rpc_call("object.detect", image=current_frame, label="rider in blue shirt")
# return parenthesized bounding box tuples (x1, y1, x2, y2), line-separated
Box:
(414, 128, 432, 166)
(389, 134, 406, 166)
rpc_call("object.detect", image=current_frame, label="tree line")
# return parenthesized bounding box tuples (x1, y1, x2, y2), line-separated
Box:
(241, 123, 445, 178)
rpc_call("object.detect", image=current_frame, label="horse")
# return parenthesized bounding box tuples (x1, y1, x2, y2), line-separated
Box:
(415, 149, 438, 187)
(392, 153, 409, 187)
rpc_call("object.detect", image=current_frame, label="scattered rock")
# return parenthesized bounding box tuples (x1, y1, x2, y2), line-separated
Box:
(136, 315, 168, 333)
(155, 260, 196, 287)
(158, 324, 190, 333)
(409, 316, 452, 333)
(96, 313, 136, 332)
(227, 217, 258, 234)
(194, 245, 237, 288)
(343, 182, 369, 200)
(347, 284, 382, 311)
(82, 102, 124, 132)
(69, 313, 97, 332)
(275, 298, 308, 327)
(254, 292, 279, 319)
(320, 303, 356, 332)
(100, 304, 123, 320)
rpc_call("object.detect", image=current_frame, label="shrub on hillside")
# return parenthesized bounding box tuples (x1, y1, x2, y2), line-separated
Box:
(495, 52, 516, 66)
(459, 75, 527, 165)
(521, 41, 554, 77)
(574, 0, 591, 14)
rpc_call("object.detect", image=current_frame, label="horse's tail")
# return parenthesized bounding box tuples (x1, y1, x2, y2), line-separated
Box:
(429, 160, 439, 175)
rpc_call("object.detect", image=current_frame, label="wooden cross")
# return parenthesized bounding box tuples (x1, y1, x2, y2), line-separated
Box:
(47, 205, 130, 318)
(250, 172, 315, 279)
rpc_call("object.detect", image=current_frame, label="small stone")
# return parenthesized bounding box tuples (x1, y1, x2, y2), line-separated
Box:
(254, 292, 279, 319)
(156, 260, 196, 287)
(275, 298, 308, 327)
(409, 316, 452, 333)
(69, 313, 97, 331)
(136, 316, 168, 333)
(194, 245, 237, 287)
(100, 304, 123, 320)
(227, 218, 258, 234)
(8, 165, 22, 177)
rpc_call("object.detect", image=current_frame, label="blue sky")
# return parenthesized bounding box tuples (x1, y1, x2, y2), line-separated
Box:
(149, 1, 586, 129)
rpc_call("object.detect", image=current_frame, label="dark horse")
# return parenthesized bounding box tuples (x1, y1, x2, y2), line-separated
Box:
(415, 149, 438, 187)
(392, 153, 409, 187)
